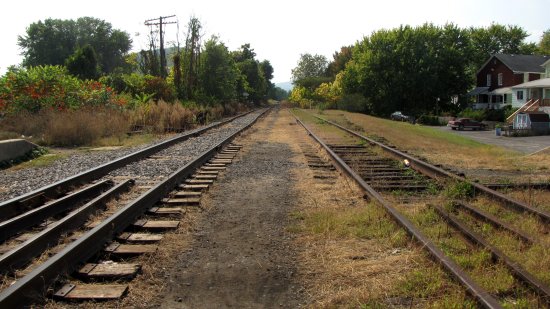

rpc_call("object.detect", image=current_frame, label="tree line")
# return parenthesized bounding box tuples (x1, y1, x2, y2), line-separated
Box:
(14, 16, 283, 107)
(289, 23, 550, 117)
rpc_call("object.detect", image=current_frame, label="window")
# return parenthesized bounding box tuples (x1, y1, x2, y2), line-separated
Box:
(497, 73, 503, 86)
(486, 74, 491, 86)
(517, 90, 524, 100)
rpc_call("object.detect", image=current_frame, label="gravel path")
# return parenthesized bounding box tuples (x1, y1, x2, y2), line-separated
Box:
(155, 107, 304, 308)
(0, 110, 264, 202)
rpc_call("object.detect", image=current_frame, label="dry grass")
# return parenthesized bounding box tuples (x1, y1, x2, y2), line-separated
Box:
(0, 107, 131, 147)
(308, 109, 550, 182)
(286, 110, 473, 307)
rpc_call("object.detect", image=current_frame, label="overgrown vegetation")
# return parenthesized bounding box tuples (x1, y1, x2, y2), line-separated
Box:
(0, 15, 279, 147)
(289, 23, 548, 118)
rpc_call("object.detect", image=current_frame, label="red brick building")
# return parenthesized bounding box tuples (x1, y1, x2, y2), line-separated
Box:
(468, 54, 549, 109)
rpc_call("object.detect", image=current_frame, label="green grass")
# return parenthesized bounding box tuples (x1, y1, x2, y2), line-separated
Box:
(294, 206, 407, 247)
(10, 153, 65, 170)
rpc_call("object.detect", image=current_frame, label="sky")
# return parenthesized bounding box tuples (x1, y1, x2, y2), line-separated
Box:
(0, 0, 548, 83)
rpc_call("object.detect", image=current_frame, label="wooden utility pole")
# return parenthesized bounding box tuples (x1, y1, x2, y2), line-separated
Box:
(144, 15, 177, 78)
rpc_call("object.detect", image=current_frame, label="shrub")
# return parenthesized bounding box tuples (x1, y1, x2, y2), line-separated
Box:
(0, 66, 128, 114)
(458, 108, 484, 121)
(337, 93, 368, 113)
(483, 108, 505, 122)
(417, 115, 444, 126)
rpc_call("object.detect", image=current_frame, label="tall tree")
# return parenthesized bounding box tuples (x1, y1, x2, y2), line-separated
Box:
(540, 29, 550, 55)
(341, 23, 471, 116)
(232, 44, 269, 104)
(325, 46, 353, 79)
(18, 17, 132, 74)
(181, 16, 202, 100)
(197, 36, 238, 103)
(291, 53, 328, 82)
(468, 24, 534, 71)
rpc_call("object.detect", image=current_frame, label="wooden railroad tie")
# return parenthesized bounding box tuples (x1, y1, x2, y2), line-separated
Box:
(148, 206, 185, 215)
(185, 179, 214, 184)
(173, 191, 202, 197)
(104, 243, 158, 256)
(117, 232, 163, 243)
(161, 197, 201, 206)
(179, 184, 209, 191)
(77, 263, 141, 280)
(54, 283, 128, 300)
(196, 170, 219, 175)
(201, 167, 225, 172)
(132, 219, 180, 230)
(192, 174, 217, 180)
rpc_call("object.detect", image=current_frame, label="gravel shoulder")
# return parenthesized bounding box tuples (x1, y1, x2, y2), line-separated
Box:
(156, 107, 304, 308)
(0, 113, 260, 201)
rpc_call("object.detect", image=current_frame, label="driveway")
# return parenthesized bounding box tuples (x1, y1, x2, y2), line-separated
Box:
(434, 126, 550, 154)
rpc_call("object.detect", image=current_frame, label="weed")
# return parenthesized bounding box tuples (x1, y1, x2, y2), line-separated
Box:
(444, 181, 474, 200)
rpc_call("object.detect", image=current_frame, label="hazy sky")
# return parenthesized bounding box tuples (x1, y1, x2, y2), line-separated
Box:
(0, 0, 547, 83)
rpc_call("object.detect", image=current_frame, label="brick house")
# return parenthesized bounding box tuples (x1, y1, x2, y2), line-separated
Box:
(468, 54, 549, 109)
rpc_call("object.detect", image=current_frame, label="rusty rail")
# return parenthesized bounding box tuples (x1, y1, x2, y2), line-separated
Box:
(311, 114, 550, 223)
(293, 115, 502, 309)
(432, 204, 550, 305)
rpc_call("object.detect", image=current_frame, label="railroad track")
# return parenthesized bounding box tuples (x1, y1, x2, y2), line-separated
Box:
(293, 111, 550, 308)
(0, 109, 268, 307)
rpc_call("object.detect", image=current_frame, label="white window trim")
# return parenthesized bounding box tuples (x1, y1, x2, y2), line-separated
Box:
(486, 74, 491, 86)
(497, 73, 503, 86)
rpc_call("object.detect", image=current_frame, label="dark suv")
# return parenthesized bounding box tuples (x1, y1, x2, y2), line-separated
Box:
(390, 111, 410, 121)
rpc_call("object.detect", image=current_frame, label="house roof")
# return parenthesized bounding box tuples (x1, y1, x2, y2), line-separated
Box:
(477, 54, 550, 75)
(494, 54, 549, 73)
(542, 59, 550, 67)
(511, 78, 550, 89)
(490, 87, 512, 95)
(467, 86, 489, 96)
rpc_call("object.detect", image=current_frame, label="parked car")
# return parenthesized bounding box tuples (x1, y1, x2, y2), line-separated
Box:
(390, 111, 410, 121)
(447, 118, 486, 131)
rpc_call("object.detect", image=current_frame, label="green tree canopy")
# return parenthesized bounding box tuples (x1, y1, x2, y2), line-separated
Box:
(65, 44, 99, 80)
(325, 46, 353, 79)
(197, 36, 239, 103)
(540, 29, 550, 55)
(468, 24, 535, 71)
(341, 23, 471, 116)
(291, 53, 328, 82)
(18, 17, 132, 74)
(232, 44, 271, 104)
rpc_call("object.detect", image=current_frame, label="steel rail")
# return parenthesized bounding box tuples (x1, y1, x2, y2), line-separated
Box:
(0, 108, 268, 308)
(0, 179, 114, 242)
(0, 179, 134, 274)
(311, 114, 550, 223)
(0, 110, 254, 221)
(432, 204, 550, 305)
(453, 201, 535, 244)
(293, 115, 502, 309)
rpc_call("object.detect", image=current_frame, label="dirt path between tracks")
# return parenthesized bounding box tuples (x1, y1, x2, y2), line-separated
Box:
(156, 107, 305, 308)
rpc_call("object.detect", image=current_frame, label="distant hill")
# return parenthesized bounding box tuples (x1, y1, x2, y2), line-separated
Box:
(275, 81, 293, 92)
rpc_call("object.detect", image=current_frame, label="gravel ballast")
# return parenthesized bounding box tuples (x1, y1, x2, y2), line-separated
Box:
(0, 110, 264, 202)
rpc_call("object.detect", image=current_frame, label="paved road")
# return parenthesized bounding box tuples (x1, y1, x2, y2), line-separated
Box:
(434, 126, 550, 154)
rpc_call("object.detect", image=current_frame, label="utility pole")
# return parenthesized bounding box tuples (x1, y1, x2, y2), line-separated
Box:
(144, 15, 177, 78)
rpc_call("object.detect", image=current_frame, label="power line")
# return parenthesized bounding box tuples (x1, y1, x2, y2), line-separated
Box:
(144, 15, 177, 78)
